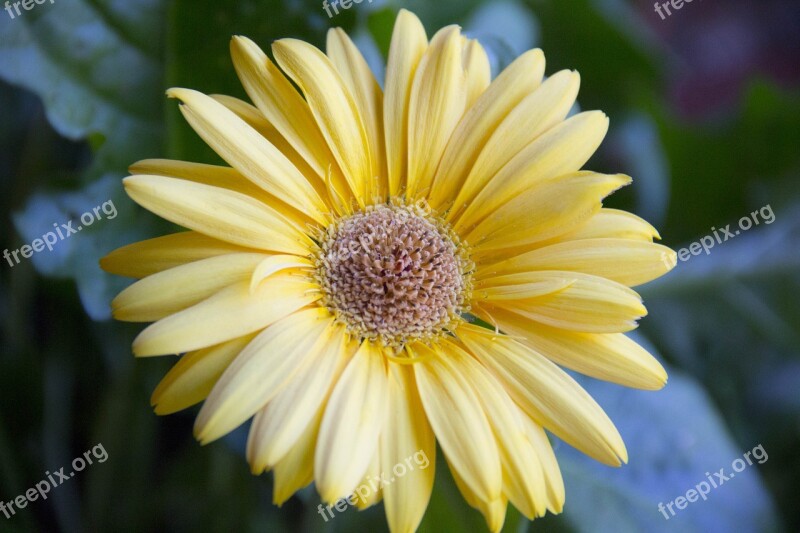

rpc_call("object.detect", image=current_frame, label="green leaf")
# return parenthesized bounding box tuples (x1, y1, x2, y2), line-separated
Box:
(640, 209, 800, 499)
(0, 0, 168, 319)
(524, 0, 660, 114)
(656, 82, 800, 242)
(0, 0, 165, 180)
(557, 366, 780, 532)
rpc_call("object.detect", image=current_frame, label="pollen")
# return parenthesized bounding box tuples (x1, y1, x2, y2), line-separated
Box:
(314, 202, 472, 347)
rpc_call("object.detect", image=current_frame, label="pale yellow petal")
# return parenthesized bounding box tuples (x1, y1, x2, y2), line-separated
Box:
(315, 342, 389, 504)
(440, 339, 548, 519)
(194, 308, 333, 444)
(413, 343, 502, 502)
(167, 88, 328, 222)
(453, 111, 610, 233)
(353, 448, 383, 510)
(477, 306, 668, 390)
(100, 231, 255, 279)
(473, 277, 574, 301)
(477, 271, 646, 333)
(557, 207, 662, 242)
(468, 172, 631, 254)
(479, 238, 677, 287)
(132, 277, 318, 357)
(384, 9, 427, 197)
(381, 364, 435, 533)
(449, 70, 580, 223)
(129, 158, 277, 204)
(462, 37, 490, 109)
(272, 409, 321, 505)
(327, 28, 385, 199)
(272, 38, 371, 206)
(471, 205, 661, 265)
(210, 94, 325, 195)
(247, 325, 354, 473)
(123, 175, 313, 255)
(151, 334, 256, 415)
(428, 48, 545, 210)
(518, 413, 565, 513)
(112, 253, 269, 322)
(249, 255, 314, 293)
(457, 324, 628, 466)
(450, 467, 507, 533)
(230, 36, 338, 181)
(131, 155, 318, 229)
(405, 26, 467, 201)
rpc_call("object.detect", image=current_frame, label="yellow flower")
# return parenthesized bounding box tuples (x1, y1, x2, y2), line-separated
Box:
(101, 9, 676, 532)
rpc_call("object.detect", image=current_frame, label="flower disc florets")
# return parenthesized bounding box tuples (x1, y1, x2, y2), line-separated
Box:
(314, 202, 472, 347)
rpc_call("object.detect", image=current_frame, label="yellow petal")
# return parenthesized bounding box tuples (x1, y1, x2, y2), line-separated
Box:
(247, 325, 354, 473)
(129, 158, 278, 204)
(167, 88, 328, 223)
(210, 94, 325, 196)
(453, 111, 610, 233)
(557, 207, 662, 242)
(518, 413, 565, 513)
(272, 38, 371, 206)
(479, 238, 677, 287)
(194, 308, 333, 444)
(327, 27, 385, 199)
(428, 48, 545, 210)
(477, 271, 647, 333)
(384, 9, 427, 197)
(272, 409, 320, 505)
(462, 37, 490, 109)
(468, 172, 631, 254)
(450, 467, 507, 533)
(151, 334, 256, 415)
(249, 255, 314, 293)
(473, 277, 574, 301)
(477, 306, 668, 390)
(124, 175, 313, 255)
(381, 364, 436, 533)
(448, 70, 580, 222)
(353, 448, 383, 510)
(132, 277, 318, 357)
(100, 231, 255, 279)
(440, 339, 548, 519)
(315, 341, 389, 504)
(413, 343, 502, 502)
(457, 324, 628, 466)
(405, 26, 467, 201)
(230, 36, 337, 181)
(112, 253, 269, 322)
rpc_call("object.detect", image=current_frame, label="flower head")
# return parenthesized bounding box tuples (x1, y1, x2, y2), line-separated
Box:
(102, 9, 676, 532)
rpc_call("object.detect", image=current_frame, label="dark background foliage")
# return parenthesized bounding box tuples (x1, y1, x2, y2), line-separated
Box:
(1, 0, 798, 531)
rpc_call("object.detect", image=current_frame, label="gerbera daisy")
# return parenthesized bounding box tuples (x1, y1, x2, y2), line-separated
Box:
(101, 9, 676, 532)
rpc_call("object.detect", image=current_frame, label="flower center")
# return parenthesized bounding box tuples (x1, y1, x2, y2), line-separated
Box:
(314, 203, 471, 347)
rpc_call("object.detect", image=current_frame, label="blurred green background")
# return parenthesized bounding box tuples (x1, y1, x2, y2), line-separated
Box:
(1, 0, 798, 531)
